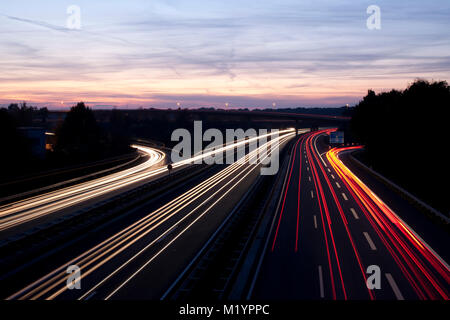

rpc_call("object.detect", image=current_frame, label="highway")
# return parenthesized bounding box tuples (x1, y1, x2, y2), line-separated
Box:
(2, 127, 448, 301)
(0, 145, 166, 234)
(0, 131, 272, 236)
(6, 130, 296, 300)
(248, 130, 450, 300)
(0, 129, 300, 237)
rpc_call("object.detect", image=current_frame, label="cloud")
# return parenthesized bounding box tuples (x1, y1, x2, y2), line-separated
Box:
(0, 1, 449, 108)
(0, 13, 134, 45)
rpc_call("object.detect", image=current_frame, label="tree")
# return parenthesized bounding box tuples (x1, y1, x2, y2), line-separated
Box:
(350, 80, 449, 213)
(108, 109, 132, 154)
(38, 107, 49, 123)
(55, 102, 103, 161)
(0, 108, 32, 179)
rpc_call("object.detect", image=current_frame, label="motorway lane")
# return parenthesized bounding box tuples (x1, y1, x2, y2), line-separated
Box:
(0, 145, 166, 237)
(338, 151, 450, 265)
(326, 145, 449, 300)
(250, 130, 449, 300)
(7, 131, 295, 300)
(0, 130, 296, 238)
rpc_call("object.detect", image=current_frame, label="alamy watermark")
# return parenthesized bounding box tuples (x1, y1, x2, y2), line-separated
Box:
(66, 5, 81, 30)
(366, 5, 381, 30)
(366, 265, 381, 290)
(66, 265, 81, 290)
(171, 121, 285, 176)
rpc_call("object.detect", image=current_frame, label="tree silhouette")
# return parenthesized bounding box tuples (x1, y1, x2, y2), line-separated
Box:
(351, 79, 449, 213)
(55, 102, 103, 161)
(108, 109, 132, 154)
(0, 108, 32, 179)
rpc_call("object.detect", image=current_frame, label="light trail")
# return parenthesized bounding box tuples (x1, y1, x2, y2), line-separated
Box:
(0, 145, 166, 231)
(308, 131, 374, 300)
(295, 136, 304, 252)
(305, 131, 346, 300)
(271, 135, 303, 252)
(7, 131, 295, 300)
(327, 146, 450, 300)
(0, 129, 297, 232)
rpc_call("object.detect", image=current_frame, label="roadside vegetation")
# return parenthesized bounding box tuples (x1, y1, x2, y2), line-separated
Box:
(350, 79, 449, 214)
(0, 102, 132, 182)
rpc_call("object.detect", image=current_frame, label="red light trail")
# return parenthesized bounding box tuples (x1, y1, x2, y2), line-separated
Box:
(327, 145, 449, 300)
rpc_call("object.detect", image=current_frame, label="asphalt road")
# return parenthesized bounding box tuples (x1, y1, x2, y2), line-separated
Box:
(6, 131, 295, 300)
(250, 130, 449, 300)
(0, 145, 167, 238)
(0, 131, 294, 239)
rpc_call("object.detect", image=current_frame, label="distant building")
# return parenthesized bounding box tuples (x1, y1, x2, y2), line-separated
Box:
(45, 132, 56, 152)
(17, 127, 46, 158)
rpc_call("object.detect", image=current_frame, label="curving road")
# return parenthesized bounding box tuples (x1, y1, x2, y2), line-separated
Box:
(249, 129, 449, 300)
(0, 145, 166, 233)
(7, 130, 296, 300)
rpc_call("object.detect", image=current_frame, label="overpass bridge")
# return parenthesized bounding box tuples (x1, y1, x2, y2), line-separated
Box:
(107, 108, 351, 134)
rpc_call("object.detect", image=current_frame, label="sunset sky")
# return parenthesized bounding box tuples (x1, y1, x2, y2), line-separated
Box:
(1, 0, 449, 109)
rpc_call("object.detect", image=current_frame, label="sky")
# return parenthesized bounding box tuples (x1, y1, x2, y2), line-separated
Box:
(0, 0, 449, 109)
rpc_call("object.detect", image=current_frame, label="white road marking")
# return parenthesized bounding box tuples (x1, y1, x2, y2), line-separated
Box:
(335, 182, 341, 188)
(327, 168, 331, 173)
(308, 176, 311, 182)
(318, 266, 325, 298)
(341, 193, 348, 201)
(335, 148, 450, 272)
(385, 273, 404, 300)
(311, 190, 314, 199)
(331, 174, 335, 179)
(363, 232, 377, 250)
(307, 167, 309, 171)
(313, 215, 317, 229)
(350, 208, 359, 219)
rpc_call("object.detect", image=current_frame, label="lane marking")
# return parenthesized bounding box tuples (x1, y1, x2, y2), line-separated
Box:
(363, 232, 377, 251)
(311, 190, 314, 199)
(385, 273, 404, 300)
(308, 176, 311, 182)
(331, 148, 450, 272)
(313, 215, 317, 229)
(331, 174, 335, 179)
(335, 182, 341, 188)
(350, 208, 359, 220)
(307, 167, 309, 171)
(318, 266, 325, 298)
(341, 192, 348, 201)
(327, 168, 331, 173)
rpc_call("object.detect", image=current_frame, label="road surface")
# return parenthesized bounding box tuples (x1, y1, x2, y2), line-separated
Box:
(249, 130, 449, 300)
(0, 145, 166, 235)
(6, 130, 296, 300)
